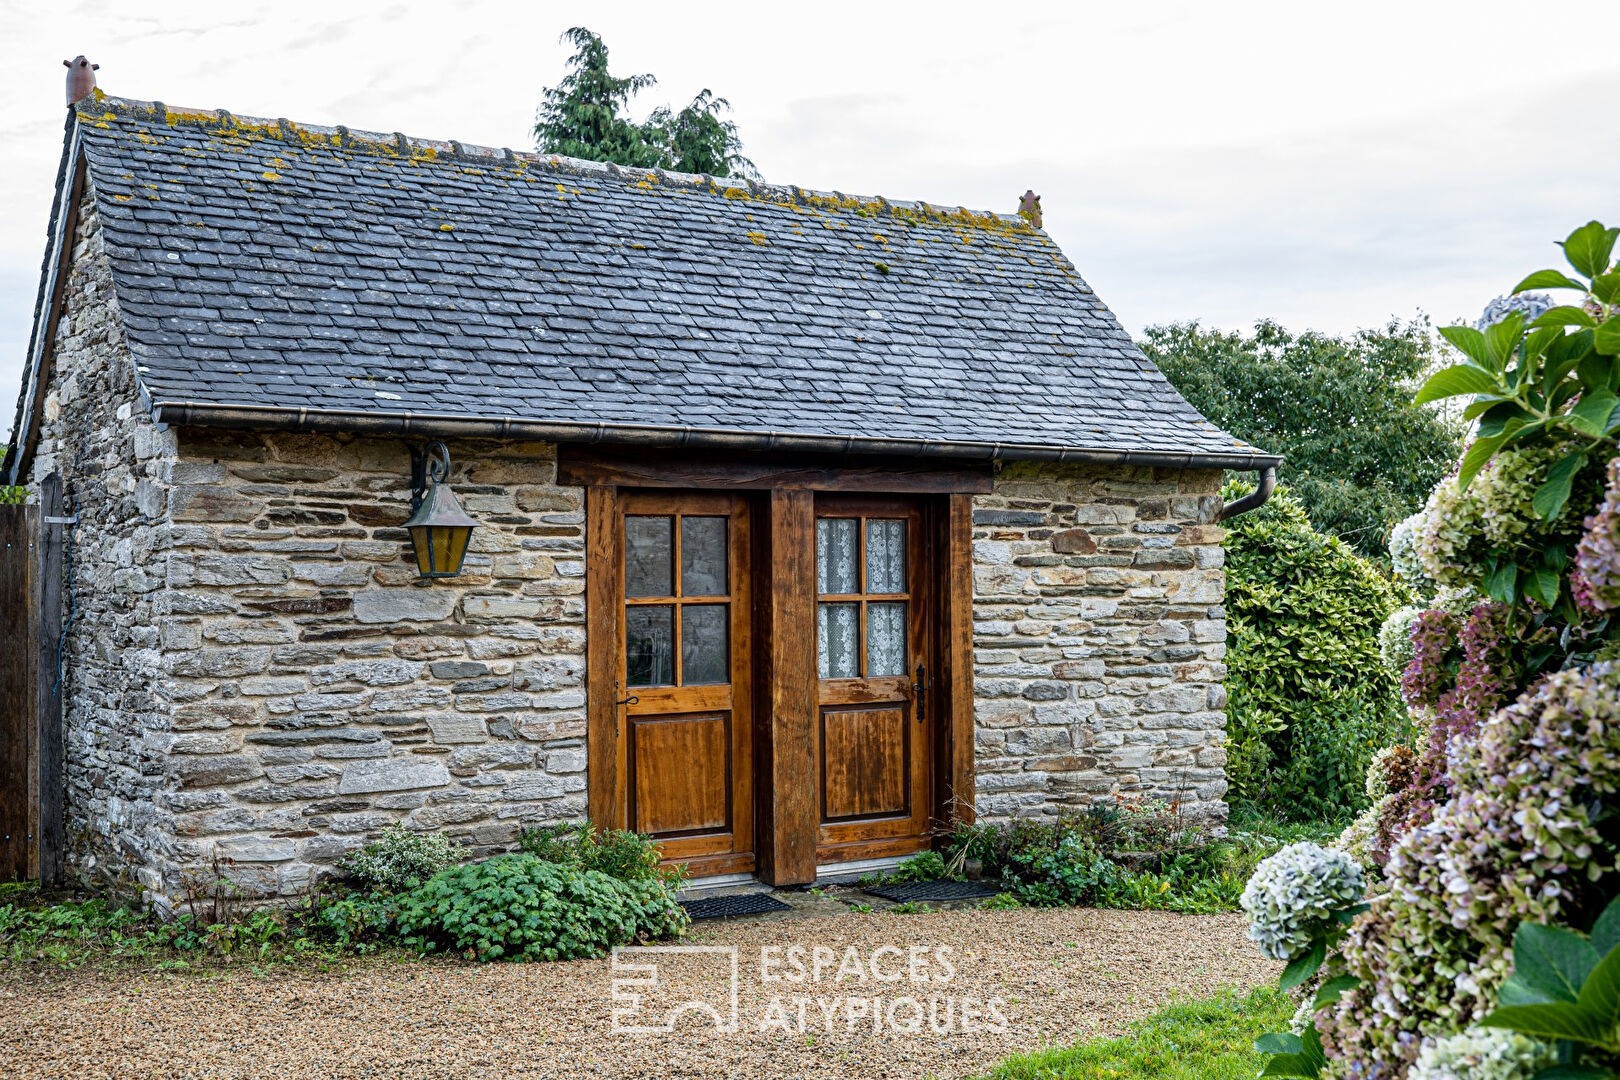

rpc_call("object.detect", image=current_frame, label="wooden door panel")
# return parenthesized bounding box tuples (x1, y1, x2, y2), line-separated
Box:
(631, 714, 730, 835)
(821, 706, 907, 820)
(814, 495, 933, 860)
(613, 491, 755, 876)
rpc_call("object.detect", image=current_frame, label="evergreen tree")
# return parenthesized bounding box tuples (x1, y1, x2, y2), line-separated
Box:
(534, 28, 757, 178)
(645, 90, 756, 178)
(534, 27, 662, 168)
(1144, 319, 1461, 559)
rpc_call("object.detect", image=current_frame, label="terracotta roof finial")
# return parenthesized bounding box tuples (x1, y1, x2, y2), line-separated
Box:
(63, 55, 99, 106)
(1018, 190, 1042, 229)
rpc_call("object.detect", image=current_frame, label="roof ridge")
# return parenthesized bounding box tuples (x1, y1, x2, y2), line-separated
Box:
(79, 93, 1037, 232)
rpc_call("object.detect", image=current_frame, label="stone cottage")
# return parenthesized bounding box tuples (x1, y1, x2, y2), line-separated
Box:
(1, 87, 1278, 902)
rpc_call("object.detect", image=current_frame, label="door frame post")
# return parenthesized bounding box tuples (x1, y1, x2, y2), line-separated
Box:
(938, 493, 976, 829)
(755, 488, 818, 885)
(585, 484, 624, 829)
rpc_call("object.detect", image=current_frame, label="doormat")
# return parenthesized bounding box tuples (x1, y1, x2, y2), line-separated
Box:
(862, 880, 1000, 903)
(680, 893, 793, 921)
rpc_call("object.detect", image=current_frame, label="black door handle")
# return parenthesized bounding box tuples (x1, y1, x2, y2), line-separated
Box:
(912, 664, 929, 723)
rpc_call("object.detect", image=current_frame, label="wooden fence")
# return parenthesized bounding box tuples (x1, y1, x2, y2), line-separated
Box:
(1, 474, 64, 883)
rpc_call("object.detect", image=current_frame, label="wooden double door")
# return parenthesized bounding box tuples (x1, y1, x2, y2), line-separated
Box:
(612, 491, 935, 877)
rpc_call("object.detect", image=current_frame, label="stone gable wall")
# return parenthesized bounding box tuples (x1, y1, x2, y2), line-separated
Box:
(970, 462, 1229, 823)
(25, 181, 182, 898)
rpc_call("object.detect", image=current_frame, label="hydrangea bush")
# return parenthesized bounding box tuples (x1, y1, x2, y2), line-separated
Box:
(1321, 664, 1620, 1074)
(1378, 606, 1424, 680)
(1407, 1027, 1553, 1080)
(1243, 221, 1620, 1079)
(1576, 457, 1620, 613)
(1241, 843, 1365, 961)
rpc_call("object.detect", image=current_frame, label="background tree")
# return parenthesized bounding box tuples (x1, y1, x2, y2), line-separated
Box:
(534, 28, 757, 179)
(1144, 319, 1462, 558)
(644, 89, 755, 178)
(533, 27, 662, 168)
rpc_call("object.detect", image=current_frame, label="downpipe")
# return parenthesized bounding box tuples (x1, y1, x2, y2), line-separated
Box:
(1217, 465, 1277, 522)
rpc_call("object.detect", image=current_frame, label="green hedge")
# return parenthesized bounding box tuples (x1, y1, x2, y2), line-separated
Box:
(1223, 485, 1410, 820)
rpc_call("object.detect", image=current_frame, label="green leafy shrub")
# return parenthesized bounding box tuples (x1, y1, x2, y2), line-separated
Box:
(1223, 486, 1411, 821)
(1004, 829, 1119, 907)
(339, 824, 457, 893)
(943, 801, 1273, 914)
(304, 892, 399, 953)
(518, 823, 681, 885)
(859, 850, 957, 887)
(395, 853, 687, 961)
(889, 850, 953, 882)
(0, 887, 376, 967)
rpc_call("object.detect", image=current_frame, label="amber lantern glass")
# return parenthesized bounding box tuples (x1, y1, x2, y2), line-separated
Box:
(403, 445, 478, 578)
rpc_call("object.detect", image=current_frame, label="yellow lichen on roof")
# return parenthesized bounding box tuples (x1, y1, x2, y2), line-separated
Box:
(80, 96, 1046, 251)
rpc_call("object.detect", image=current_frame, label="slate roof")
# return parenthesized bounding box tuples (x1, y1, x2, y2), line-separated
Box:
(11, 94, 1277, 470)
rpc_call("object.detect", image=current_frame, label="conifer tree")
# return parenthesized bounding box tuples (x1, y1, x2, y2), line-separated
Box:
(534, 28, 757, 179)
(533, 27, 662, 168)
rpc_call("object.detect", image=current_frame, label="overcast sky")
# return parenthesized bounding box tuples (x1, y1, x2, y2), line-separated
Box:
(4, 0, 1620, 445)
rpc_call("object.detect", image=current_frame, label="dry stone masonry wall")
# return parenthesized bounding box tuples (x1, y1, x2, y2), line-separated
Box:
(25, 182, 182, 899)
(151, 429, 587, 899)
(970, 462, 1229, 823)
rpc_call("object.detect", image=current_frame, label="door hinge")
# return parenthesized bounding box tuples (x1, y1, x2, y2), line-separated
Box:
(912, 663, 930, 723)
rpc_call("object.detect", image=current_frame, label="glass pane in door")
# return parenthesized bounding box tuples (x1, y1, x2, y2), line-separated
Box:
(625, 606, 674, 686)
(681, 517, 728, 597)
(681, 605, 729, 685)
(817, 518, 858, 594)
(866, 520, 906, 594)
(867, 601, 906, 677)
(818, 603, 859, 678)
(625, 516, 673, 597)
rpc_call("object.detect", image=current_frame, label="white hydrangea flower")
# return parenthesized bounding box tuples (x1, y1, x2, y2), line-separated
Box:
(1409, 1026, 1554, 1080)
(1432, 584, 1482, 617)
(1288, 997, 1317, 1036)
(1241, 842, 1366, 960)
(1379, 605, 1424, 679)
(1389, 511, 1429, 584)
(1336, 796, 1390, 867)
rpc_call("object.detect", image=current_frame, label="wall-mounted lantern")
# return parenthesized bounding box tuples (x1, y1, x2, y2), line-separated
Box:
(404, 442, 478, 578)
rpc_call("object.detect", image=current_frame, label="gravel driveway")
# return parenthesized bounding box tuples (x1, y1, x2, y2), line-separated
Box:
(0, 908, 1275, 1080)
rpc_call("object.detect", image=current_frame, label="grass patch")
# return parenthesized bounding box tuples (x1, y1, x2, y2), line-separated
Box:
(979, 986, 1290, 1080)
